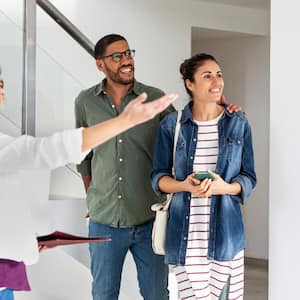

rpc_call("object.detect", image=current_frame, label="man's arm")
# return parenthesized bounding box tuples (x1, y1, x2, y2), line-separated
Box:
(82, 175, 91, 192)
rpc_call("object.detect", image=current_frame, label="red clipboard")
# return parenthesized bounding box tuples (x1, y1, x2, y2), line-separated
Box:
(37, 230, 111, 247)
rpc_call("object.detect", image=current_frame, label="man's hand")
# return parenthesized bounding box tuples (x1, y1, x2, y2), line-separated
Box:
(220, 95, 242, 114)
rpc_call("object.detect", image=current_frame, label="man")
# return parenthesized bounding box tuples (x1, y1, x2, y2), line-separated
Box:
(0, 69, 175, 300)
(75, 34, 172, 300)
(75, 34, 241, 300)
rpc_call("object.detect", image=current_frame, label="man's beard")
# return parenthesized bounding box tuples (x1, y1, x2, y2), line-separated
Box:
(105, 63, 135, 85)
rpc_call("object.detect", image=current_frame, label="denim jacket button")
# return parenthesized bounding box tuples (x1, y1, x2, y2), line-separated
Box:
(237, 139, 241, 144)
(183, 237, 187, 240)
(193, 138, 197, 142)
(185, 215, 189, 220)
(190, 156, 193, 160)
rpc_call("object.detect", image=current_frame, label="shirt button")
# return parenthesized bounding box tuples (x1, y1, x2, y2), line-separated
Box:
(118, 195, 122, 199)
(119, 177, 123, 181)
(119, 158, 123, 162)
(112, 104, 115, 108)
(118, 139, 123, 143)
(237, 140, 241, 144)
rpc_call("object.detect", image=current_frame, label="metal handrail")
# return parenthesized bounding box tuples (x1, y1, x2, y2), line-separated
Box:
(23, 0, 37, 135)
(22, 0, 95, 135)
(36, 0, 94, 57)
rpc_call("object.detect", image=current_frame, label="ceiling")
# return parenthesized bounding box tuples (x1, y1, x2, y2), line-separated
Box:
(191, 0, 269, 41)
(194, 0, 269, 10)
(191, 27, 258, 41)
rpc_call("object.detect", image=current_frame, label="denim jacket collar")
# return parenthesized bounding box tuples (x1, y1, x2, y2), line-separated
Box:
(181, 101, 234, 124)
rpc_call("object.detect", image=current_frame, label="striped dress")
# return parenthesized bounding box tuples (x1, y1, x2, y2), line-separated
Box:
(174, 112, 244, 300)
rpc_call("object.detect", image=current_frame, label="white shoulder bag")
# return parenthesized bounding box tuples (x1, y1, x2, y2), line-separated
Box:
(151, 110, 182, 255)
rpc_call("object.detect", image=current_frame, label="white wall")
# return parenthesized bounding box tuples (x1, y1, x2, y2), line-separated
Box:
(269, 0, 300, 299)
(0, 5, 23, 133)
(192, 36, 270, 259)
(34, 0, 268, 109)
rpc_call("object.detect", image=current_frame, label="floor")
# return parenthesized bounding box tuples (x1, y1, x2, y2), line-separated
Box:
(168, 258, 268, 300)
(16, 252, 268, 300)
(244, 258, 268, 300)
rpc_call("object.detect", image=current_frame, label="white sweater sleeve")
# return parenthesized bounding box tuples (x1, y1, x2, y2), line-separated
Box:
(0, 128, 90, 171)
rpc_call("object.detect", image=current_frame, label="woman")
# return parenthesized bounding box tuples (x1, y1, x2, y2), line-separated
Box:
(151, 53, 256, 300)
(0, 77, 176, 300)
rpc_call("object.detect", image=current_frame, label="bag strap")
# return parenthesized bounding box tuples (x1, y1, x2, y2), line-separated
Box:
(171, 110, 182, 177)
(162, 110, 182, 211)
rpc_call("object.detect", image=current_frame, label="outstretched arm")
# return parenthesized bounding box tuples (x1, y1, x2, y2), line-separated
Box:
(81, 93, 176, 151)
(0, 93, 176, 172)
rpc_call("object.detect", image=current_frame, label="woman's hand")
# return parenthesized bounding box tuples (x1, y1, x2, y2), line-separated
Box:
(182, 173, 212, 197)
(207, 169, 241, 196)
(207, 170, 228, 195)
(121, 92, 177, 126)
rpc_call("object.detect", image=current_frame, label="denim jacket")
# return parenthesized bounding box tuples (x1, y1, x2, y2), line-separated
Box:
(151, 102, 256, 265)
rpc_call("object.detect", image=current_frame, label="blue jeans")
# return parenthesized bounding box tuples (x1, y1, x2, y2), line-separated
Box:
(0, 289, 14, 300)
(89, 219, 169, 300)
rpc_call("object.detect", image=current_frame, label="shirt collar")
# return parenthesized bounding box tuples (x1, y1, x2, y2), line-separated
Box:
(94, 79, 141, 97)
(181, 101, 233, 124)
(93, 80, 105, 96)
(181, 101, 194, 124)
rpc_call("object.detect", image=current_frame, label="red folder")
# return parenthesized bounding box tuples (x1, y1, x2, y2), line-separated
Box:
(37, 230, 111, 247)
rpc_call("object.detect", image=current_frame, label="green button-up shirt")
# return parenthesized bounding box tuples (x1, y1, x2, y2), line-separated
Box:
(75, 79, 175, 227)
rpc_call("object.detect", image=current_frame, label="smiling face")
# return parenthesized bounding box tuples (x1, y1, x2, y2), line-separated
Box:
(186, 59, 224, 103)
(96, 39, 135, 86)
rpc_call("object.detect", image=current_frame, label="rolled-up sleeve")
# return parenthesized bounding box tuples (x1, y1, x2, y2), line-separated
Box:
(76, 152, 92, 176)
(231, 120, 257, 204)
(151, 120, 174, 196)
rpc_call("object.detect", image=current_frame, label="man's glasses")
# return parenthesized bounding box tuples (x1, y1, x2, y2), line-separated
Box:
(98, 49, 135, 62)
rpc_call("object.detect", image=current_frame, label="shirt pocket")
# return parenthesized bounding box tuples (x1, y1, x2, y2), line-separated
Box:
(225, 135, 244, 163)
(174, 138, 187, 180)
